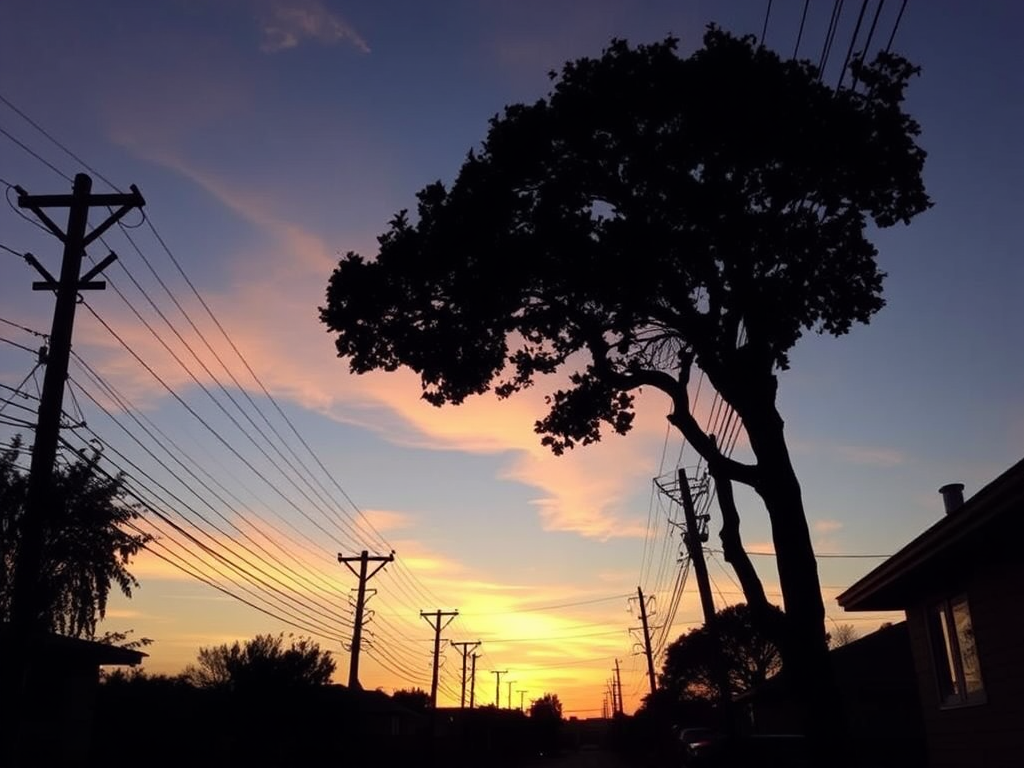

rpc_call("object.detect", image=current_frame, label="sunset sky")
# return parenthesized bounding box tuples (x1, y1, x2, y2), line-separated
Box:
(1, 1, 1022, 716)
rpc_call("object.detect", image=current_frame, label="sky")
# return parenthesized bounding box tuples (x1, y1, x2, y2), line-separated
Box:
(1, 0, 1022, 717)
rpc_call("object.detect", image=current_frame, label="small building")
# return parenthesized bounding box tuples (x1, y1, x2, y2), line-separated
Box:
(837, 459, 1024, 768)
(0, 628, 146, 766)
(739, 621, 927, 767)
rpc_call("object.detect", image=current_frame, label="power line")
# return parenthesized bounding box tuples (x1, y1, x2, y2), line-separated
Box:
(0, 122, 71, 181)
(0, 91, 118, 190)
(884, 0, 909, 53)
(793, 0, 811, 58)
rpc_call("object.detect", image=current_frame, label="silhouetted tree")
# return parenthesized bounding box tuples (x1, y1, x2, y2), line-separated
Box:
(392, 686, 430, 711)
(529, 692, 563, 721)
(320, 27, 930, 747)
(529, 693, 564, 755)
(827, 623, 860, 648)
(661, 603, 783, 702)
(0, 436, 149, 637)
(184, 633, 335, 691)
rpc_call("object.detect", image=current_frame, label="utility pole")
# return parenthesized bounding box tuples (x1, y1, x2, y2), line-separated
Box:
(614, 659, 624, 716)
(679, 466, 734, 720)
(506, 679, 516, 709)
(450, 640, 481, 708)
(491, 669, 508, 708)
(469, 652, 479, 708)
(636, 586, 658, 697)
(679, 467, 718, 630)
(518, 689, 527, 712)
(10, 174, 145, 633)
(421, 609, 458, 707)
(607, 679, 618, 717)
(339, 550, 394, 689)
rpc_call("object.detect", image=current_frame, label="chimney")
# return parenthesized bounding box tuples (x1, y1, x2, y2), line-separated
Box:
(939, 483, 965, 515)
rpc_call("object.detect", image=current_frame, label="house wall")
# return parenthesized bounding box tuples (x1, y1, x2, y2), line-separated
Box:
(906, 535, 1024, 768)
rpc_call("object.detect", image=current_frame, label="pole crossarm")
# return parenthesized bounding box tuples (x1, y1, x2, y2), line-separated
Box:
(17, 183, 145, 247)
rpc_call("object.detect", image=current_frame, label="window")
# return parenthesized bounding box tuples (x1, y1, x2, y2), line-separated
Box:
(927, 595, 985, 707)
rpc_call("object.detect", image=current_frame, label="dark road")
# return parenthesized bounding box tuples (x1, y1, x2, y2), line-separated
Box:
(516, 747, 642, 768)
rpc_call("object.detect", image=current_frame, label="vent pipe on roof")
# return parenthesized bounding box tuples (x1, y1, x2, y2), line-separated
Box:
(939, 483, 965, 515)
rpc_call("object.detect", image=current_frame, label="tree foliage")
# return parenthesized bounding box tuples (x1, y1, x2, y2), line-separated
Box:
(528, 692, 563, 721)
(184, 633, 335, 692)
(320, 26, 930, 740)
(661, 603, 783, 702)
(0, 437, 149, 637)
(827, 623, 860, 648)
(322, 28, 927, 447)
(392, 687, 431, 711)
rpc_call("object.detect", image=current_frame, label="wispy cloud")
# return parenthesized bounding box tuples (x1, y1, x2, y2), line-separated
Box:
(258, 0, 370, 54)
(791, 437, 906, 468)
(813, 519, 844, 534)
(834, 444, 906, 467)
(812, 518, 844, 551)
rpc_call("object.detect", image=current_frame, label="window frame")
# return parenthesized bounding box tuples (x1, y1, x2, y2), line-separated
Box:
(926, 594, 986, 709)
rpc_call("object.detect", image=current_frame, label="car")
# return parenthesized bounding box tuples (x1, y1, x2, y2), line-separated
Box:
(677, 726, 724, 765)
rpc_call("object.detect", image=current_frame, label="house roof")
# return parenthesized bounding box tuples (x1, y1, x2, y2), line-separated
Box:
(0, 626, 147, 666)
(837, 457, 1024, 611)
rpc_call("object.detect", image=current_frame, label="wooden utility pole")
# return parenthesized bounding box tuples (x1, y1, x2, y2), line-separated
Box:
(450, 640, 481, 708)
(518, 689, 527, 712)
(339, 550, 393, 688)
(679, 468, 717, 629)
(506, 679, 516, 709)
(421, 609, 458, 707)
(10, 174, 144, 633)
(491, 669, 508, 708)
(614, 659, 624, 715)
(636, 586, 658, 697)
(679, 467, 733, 720)
(469, 652, 479, 708)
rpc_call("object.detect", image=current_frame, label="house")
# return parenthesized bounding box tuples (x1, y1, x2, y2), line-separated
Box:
(738, 621, 927, 768)
(837, 459, 1024, 768)
(0, 628, 146, 766)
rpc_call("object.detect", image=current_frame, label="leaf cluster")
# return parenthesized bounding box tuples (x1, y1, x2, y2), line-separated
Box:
(184, 632, 336, 692)
(0, 436, 150, 637)
(660, 602, 784, 702)
(321, 27, 930, 454)
(528, 692, 564, 722)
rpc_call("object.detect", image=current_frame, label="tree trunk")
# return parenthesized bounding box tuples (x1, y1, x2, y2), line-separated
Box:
(734, 394, 848, 761)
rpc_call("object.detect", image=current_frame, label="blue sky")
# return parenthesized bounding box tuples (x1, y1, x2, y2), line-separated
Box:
(1, 1, 1022, 715)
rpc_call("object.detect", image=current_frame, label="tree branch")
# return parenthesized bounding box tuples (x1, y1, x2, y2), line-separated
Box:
(612, 367, 760, 487)
(708, 446, 768, 609)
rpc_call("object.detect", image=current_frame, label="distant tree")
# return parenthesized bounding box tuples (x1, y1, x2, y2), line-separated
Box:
(100, 666, 190, 689)
(827, 623, 860, 648)
(392, 687, 431, 712)
(320, 27, 929, 745)
(184, 633, 335, 691)
(661, 603, 783, 703)
(529, 693, 564, 755)
(0, 437, 150, 637)
(529, 692, 563, 721)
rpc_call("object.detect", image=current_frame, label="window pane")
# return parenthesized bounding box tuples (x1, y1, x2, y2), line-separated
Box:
(952, 598, 984, 696)
(928, 604, 959, 701)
